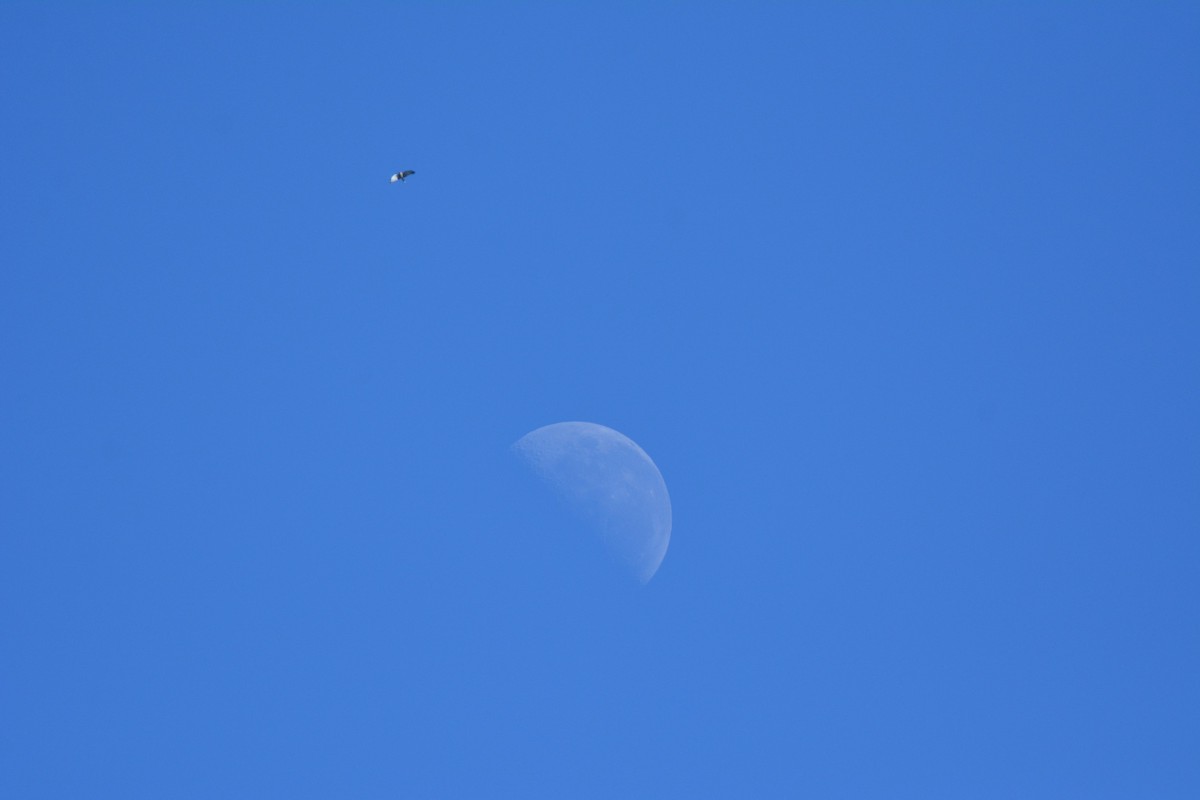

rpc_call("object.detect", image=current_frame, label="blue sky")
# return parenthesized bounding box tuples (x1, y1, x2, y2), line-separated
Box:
(2, 3, 1197, 797)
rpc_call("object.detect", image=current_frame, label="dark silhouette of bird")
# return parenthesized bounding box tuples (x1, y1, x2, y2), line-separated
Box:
(390, 170, 415, 183)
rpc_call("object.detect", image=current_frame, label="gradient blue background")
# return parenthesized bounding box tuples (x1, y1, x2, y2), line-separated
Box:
(2, 3, 1197, 797)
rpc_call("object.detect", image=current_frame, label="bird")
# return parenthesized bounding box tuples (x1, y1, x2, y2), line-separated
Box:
(390, 170, 415, 183)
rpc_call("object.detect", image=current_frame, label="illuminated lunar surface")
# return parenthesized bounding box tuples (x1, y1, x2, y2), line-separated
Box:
(512, 421, 671, 584)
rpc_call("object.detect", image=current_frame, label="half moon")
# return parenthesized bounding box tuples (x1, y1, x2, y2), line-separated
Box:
(512, 421, 671, 584)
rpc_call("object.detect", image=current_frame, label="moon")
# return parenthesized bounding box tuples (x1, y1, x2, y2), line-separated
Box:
(512, 422, 671, 585)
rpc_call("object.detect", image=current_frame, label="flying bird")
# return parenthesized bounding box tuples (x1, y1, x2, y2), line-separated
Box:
(390, 170, 415, 183)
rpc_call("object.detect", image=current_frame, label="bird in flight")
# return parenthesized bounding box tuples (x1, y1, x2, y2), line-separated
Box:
(390, 170, 415, 183)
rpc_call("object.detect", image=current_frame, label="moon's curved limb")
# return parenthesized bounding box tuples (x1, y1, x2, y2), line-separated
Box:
(513, 422, 671, 584)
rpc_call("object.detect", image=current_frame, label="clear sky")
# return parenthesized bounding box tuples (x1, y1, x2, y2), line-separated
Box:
(2, 3, 1197, 798)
